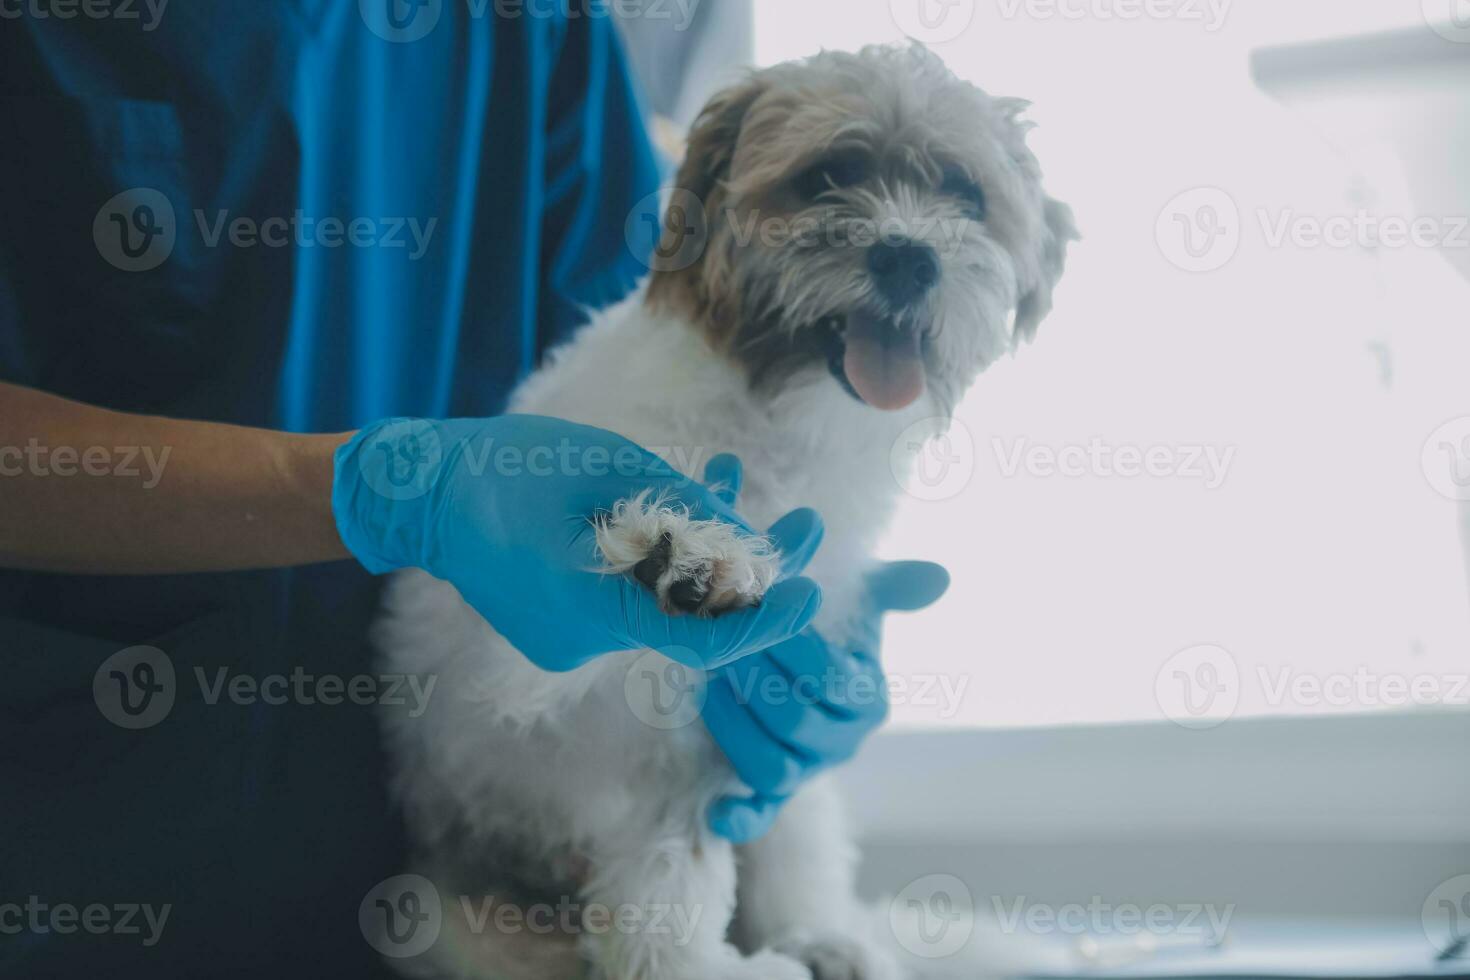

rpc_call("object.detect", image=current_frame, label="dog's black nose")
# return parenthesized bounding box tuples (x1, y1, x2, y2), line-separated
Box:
(867, 240, 939, 307)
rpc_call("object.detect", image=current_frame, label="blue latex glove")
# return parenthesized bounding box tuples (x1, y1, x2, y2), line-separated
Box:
(697, 456, 951, 843)
(332, 416, 823, 672)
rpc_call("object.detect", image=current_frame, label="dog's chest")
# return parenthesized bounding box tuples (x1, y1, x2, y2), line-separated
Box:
(511, 304, 909, 636)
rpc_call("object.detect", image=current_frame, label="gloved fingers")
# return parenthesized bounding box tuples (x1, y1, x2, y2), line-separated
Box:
(692, 577, 823, 668)
(726, 636, 888, 742)
(736, 670, 878, 759)
(702, 674, 813, 796)
(865, 560, 951, 613)
(707, 794, 787, 844)
(703, 454, 744, 507)
(657, 482, 758, 537)
(842, 648, 891, 725)
(757, 628, 843, 679)
(758, 632, 874, 720)
(617, 577, 823, 669)
(695, 457, 824, 582)
(765, 508, 824, 580)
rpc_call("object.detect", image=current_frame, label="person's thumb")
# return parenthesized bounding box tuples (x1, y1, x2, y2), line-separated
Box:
(865, 560, 950, 613)
(766, 508, 824, 580)
(703, 453, 744, 507)
(707, 794, 787, 844)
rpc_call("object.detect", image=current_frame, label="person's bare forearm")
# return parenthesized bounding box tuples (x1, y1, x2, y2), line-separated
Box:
(0, 382, 353, 573)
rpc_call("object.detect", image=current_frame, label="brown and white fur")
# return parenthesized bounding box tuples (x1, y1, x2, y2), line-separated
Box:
(374, 43, 1075, 980)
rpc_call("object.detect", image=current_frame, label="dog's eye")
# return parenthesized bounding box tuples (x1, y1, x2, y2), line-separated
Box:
(794, 154, 868, 199)
(942, 171, 987, 220)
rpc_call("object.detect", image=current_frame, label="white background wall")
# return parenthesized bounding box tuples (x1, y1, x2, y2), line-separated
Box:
(754, 0, 1470, 731)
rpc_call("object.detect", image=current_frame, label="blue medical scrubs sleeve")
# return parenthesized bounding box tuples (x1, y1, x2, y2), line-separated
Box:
(539, 12, 664, 352)
(0, 7, 660, 978)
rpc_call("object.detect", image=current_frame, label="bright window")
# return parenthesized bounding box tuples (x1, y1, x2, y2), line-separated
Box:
(755, 1, 1470, 728)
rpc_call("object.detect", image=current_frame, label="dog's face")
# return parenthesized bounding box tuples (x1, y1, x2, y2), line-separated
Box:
(648, 44, 1076, 417)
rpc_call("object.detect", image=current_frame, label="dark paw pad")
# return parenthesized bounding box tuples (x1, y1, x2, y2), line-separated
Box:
(632, 531, 713, 615)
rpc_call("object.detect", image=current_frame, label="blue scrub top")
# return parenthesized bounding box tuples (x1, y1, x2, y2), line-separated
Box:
(0, 4, 660, 976)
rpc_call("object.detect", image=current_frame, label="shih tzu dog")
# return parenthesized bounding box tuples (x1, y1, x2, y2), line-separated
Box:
(374, 43, 1074, 980)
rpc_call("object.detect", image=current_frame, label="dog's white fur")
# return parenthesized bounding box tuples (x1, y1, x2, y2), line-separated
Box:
(375, 44, 1073, 980)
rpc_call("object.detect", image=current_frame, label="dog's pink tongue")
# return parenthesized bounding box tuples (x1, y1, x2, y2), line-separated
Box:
(843, 312, 925, 411)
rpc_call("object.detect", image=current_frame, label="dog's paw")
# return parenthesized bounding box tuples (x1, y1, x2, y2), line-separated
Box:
(595, 491, 780, 616)
(775, 934, 905, 980)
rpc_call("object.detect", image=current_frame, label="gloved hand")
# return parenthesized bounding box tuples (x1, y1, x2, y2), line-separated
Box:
(695, 456, 951, 844)
(332, 416, 823, 672)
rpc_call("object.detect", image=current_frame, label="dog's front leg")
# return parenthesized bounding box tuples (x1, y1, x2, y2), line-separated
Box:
(580, 831, 811, 980)
(735, 778, 904, 980)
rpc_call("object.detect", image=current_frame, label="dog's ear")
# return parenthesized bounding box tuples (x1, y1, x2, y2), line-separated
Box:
(646, 74, 769, 321)
(1013, 196, 1078, 346)
(672, 73, 768, 206)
